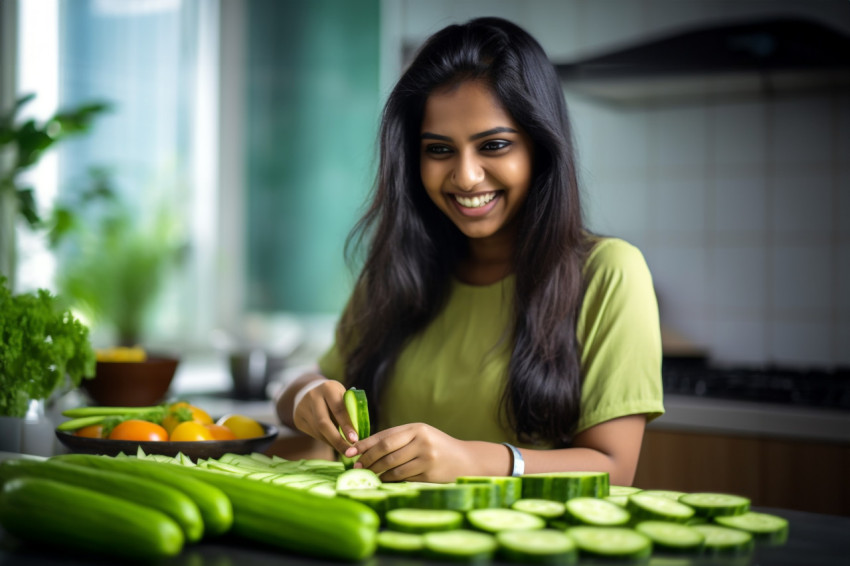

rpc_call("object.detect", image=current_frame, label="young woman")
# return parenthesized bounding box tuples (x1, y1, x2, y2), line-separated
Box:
(276, 17, 663, 485)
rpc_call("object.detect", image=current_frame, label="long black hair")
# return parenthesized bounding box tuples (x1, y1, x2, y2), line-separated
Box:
(340, 17, 590, 447)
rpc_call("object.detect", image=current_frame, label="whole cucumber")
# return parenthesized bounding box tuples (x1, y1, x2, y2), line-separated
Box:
(0, 477, 183, 560)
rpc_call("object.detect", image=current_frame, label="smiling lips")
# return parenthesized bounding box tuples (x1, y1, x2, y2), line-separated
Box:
(451, 191, 500, 216)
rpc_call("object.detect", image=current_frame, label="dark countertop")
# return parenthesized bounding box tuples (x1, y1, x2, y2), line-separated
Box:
(2, 506, 849, 566)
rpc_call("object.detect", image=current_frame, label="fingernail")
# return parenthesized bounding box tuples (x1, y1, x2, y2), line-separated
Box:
(348, 431, 358, 442)
(353, 462, 363, 469)
(344, 446, 357, 458)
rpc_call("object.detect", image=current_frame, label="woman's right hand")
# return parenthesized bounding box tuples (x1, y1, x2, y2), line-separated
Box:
(291, 378, 357, 455)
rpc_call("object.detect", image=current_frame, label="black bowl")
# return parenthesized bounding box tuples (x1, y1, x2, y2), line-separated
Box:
(55, 422, 278, 461)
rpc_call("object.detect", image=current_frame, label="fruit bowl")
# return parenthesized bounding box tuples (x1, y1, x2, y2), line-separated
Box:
(54, 421, 278, 460)
(81, 356, 179, 407)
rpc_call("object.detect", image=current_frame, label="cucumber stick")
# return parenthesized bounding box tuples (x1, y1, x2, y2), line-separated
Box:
(340, 387, 370, 469)
(0, 477, 184, 560)
(52, 453, 233, 537)
(156, 463, 380, 561)
(0, 458, 204, 543)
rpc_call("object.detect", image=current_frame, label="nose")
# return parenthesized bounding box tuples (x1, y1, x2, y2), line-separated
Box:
(451, 150, 485, 191)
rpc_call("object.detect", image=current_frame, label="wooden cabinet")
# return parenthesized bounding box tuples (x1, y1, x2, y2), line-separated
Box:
(634, 428, 850, 516)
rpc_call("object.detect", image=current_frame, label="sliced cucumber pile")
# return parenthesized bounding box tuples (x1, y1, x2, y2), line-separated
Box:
(123, 435, 789, 564)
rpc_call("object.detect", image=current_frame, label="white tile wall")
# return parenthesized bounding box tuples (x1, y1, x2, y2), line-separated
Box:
(396, 0, 850, 368)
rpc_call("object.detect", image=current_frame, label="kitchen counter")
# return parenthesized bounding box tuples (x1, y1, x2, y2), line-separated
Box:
(1, 503, 849, 565)
(651, 394, 850, 443)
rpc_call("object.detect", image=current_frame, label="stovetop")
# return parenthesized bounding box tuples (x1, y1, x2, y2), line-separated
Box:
(662, 358, 850, 411)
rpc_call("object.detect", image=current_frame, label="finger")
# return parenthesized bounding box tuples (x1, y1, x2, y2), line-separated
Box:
(357, 428, 417, 472)
(370, 448, 424, 482)
(313, 400, 353, 454)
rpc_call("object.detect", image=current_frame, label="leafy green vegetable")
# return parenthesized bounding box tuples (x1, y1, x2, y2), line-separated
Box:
(0, 278, 96, 417)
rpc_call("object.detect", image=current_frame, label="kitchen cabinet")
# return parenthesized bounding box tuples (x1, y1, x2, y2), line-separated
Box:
(635, 425, 850, 517)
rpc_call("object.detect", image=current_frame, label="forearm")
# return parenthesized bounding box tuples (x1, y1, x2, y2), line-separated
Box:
(462, 415, 646, 486)
(275, 372, 326, 429)
(464, 442, 635, 486)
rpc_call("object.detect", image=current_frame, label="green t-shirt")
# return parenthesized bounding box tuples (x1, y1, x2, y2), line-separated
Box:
(318, 237, 664, 448)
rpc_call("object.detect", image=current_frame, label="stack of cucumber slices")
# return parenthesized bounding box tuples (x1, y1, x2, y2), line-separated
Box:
(118, 385, 789, 563)
(153, 447, 788, 563)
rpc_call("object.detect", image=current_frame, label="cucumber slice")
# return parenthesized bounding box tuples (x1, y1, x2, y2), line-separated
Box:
(714, 511, 789, 543)
(605, 495, 629, 507)
(627, 492, 695, 523)
(457, 476, 522, 507)
(511, 499, 566, 520)
(496, 529, 577, 564)
(564, 497, 631, 527)
(376, 530, 424, 555)
(335, 468, 381, 491)
(521, 471, 609, 501)
(640, 489, 687, 501)
(567, 526, 652, 560)
(634, 520, 706, 552)
(385, 508, 464, 534)
(609, 485, 642, 497)
(423, 529, 498, 562)
(692, 524, 754, 555)
(466, 508, 546, 533)
(679, 493, 750, 518)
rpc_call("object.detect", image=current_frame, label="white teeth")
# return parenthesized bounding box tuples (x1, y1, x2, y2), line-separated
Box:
(455, 192, 496, 208)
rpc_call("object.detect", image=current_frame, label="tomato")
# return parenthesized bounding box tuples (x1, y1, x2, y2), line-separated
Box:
(170, 421, 214, 442)
(205, 424, 237, 441)
(108, 420, 169, 441)
(162, 402, 213, 434)
(216, 414, 265, 439)
(75, 424, 104, 438)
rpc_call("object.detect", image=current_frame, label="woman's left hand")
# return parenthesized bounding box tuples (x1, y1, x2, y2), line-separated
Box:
(346, 423, 481, 483)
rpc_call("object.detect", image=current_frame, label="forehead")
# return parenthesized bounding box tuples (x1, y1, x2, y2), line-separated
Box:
(421, 80, 518, 133)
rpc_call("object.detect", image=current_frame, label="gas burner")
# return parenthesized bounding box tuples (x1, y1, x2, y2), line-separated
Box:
(661, 358, 850, 411)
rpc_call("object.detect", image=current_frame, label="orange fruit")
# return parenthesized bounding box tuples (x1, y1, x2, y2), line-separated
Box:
(205, 424, 237, 441)
(108, 420, 169, 441)
(75, 424, 104, 438)
(216, 414, 265, 439)
(162, 402, 213, 434)
(170, 421, 214, 442)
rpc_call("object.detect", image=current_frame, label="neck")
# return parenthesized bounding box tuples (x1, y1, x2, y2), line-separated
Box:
(456, 227, 516, 286)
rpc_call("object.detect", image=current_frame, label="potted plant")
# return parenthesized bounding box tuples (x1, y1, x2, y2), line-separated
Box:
(49, 167, 187, 347)
(0, 277, 96, 453)
(0, 93, 109, 290)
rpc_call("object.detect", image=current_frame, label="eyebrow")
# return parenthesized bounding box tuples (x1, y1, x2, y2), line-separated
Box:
(421, 126, 519, 142)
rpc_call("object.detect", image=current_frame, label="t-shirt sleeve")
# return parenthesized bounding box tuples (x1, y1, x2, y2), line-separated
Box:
(576, 238, 665, 434)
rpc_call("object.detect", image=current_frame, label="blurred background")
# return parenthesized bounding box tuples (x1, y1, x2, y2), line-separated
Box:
(2, 0, 849, 513)
(3, 0, 847, 371)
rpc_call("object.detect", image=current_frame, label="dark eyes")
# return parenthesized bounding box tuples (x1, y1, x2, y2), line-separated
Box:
(423, 139, 512, 156)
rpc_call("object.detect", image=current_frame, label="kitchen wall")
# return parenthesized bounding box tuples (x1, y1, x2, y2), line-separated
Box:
(388, 0, 850, 369)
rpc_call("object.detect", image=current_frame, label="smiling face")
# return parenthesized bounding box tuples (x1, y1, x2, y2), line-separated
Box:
(420, 80, 533, 245)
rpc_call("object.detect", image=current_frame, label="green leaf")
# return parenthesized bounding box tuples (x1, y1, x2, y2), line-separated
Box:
(16, 187, 41, 227)
(0, 278, 96, 418)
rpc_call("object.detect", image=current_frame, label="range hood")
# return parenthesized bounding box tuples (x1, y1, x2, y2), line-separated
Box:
(556, 16, 850, 106)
